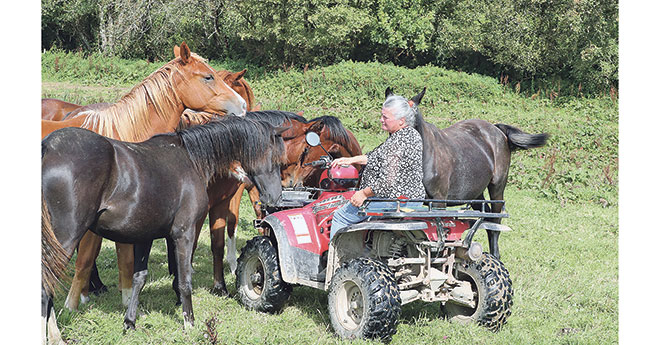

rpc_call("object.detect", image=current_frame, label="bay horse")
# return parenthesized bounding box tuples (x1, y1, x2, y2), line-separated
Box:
(397, 87, 548, 259)
(42, 67, 258, 122)
(170, 110, 362, 297)
(42, 116, 286, 343)
(42, 42, 248, 312)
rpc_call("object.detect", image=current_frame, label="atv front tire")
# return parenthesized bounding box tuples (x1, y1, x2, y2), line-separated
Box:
(444, 252, 513, 331)
(327, 257, 401, 341)
(235, 236, 291, 313)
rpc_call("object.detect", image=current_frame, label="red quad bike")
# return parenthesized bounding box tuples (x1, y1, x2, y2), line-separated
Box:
(235, 132, 514, 341)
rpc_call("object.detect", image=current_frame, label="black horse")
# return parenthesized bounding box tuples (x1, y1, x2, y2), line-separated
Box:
(395, 87, 548, 259)
(41, 116, 286, 341)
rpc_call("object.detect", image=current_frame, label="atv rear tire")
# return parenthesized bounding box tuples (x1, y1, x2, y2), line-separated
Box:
(444, 252, 513, 331)
(235, 236, 291, 313)
(327, 257, 401, 341)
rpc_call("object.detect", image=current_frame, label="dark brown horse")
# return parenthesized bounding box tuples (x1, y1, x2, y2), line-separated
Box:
(399, 87, 548, 259)
(41, 42, 248, 311)
(42, 117, 286, 343)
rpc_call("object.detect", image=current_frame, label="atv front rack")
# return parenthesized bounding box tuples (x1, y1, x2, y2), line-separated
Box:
(358, 198, 508, 219)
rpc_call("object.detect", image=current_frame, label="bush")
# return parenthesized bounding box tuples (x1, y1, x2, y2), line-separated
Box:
(41, 0, 618, 95)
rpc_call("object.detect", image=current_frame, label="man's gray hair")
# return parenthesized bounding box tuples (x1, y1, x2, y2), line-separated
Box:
(383, 94, 417, 127)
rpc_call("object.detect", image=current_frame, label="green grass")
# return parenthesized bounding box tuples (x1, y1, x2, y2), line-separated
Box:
(51, 189, 617, 345)
(42, 52, 618, 344)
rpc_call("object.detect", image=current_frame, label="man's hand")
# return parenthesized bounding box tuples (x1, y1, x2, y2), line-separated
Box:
(351, 187, 374, 207)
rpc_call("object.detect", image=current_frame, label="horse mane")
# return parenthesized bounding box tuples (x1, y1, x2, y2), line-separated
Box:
(79, 56, 201, 142)
(412, 107, 428, 140)
(246, 110, 307, 127)
(177, 117, 285, 182)
(308, 115, 362, 155)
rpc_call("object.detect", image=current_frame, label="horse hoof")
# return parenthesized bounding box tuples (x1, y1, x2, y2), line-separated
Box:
(211, 286, 228, 297)
(123, 320, 136, 330)
(90, 284, 108, 296)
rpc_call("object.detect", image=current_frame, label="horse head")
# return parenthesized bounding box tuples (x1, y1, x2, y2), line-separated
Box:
(294, 116, 362, 187)
(218, 69, 257, 111)
(171, 42, 247, 117)
(249, 124, 288, 205)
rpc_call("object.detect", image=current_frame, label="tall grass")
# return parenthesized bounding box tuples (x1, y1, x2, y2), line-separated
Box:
(41, 51, 618, 344)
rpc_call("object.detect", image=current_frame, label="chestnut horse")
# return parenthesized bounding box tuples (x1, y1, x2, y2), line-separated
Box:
(42, 117, 285, 343)
(42, 42, 248, 312)
(399, 87, 548, 259)
(172, 111, 362, 297)
(42, 68, 258, 122)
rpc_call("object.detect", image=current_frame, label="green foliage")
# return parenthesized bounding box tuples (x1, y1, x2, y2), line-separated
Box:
(41, 0, 618, 96)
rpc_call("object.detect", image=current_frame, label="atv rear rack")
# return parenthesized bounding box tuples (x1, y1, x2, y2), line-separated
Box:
(358, 198, 508, 219)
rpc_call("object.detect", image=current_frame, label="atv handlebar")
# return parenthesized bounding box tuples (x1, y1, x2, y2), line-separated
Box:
(304, 155, 332, 167)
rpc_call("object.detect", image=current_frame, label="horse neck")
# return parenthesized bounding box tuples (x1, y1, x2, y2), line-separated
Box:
(82, 66, 185, 142)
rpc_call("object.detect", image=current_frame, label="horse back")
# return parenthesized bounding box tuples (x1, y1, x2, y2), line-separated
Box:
(419, 119, 510, 199)
(94, 135, 209, 241)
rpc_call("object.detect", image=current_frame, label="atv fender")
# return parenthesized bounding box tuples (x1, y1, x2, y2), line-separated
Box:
(260, 215, 326, 289)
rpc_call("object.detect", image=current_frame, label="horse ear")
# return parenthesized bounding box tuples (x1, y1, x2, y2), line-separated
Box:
(308, 120, 325, 134)
(410, 87, 427, 106)
(179, 42, 192, 64)
(173, 45, 180, 58)
(233, 69, 247, 81)
(274, 125, 290, 137)
(385, 87, 395, 99)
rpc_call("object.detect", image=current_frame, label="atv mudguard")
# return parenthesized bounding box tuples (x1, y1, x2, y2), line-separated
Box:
(261, 214, 327, 289)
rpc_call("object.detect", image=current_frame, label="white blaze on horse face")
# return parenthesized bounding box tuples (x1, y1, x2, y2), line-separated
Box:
(227, 235, 238, 274)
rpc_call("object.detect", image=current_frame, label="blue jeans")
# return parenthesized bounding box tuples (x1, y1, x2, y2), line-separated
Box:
(329, 201, 421, 239)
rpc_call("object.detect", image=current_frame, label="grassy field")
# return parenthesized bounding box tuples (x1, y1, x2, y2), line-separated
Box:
(42, 52, 618, 344)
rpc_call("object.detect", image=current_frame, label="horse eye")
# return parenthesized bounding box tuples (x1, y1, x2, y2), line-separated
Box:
(204, 74, 214, 81)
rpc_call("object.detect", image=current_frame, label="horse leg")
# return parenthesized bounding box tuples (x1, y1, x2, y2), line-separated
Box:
(486, 181, 507, 260)
(246, 184, 263, 219)
(226, 188, 242, 274)
(166, 216, 206, 305)
(166, 237, 182, 306)
(171, 228, 196, 329)
(88, 261, 108, 296)
(124, 240, 152, 330)
(116, 242, 135, 306)
(246, 183, 267, 235)
(209, 199, 231, 296)
(65, 231, 102, 310)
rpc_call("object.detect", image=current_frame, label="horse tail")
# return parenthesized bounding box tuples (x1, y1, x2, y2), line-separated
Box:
(495, 123, 549, 151)
(41, 196, 70, 296)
